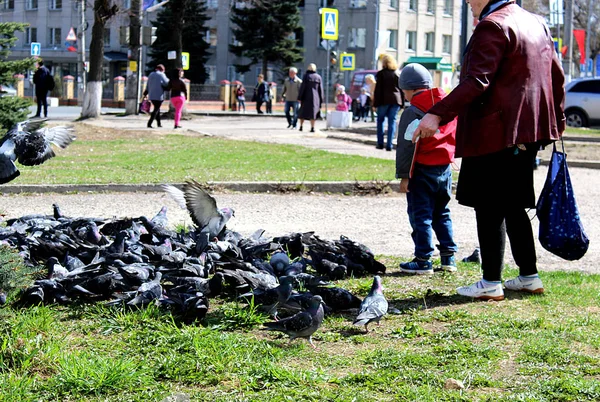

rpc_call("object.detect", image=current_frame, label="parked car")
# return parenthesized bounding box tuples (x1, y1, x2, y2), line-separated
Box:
(564, 77, 600, 128)
(0, 84, 17, 97)
(348, 70, 378, 100)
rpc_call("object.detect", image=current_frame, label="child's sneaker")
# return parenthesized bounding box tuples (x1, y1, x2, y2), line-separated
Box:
(400, 259, 433, 275)
(504, 276, 544, 294)
(441, 255, 457, 272)
(456, 280, 505, 301)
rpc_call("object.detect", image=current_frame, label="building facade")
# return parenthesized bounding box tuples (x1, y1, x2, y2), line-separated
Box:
(1, 0, 463, 95)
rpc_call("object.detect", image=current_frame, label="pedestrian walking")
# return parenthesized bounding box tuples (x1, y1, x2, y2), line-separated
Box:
(297, 63, 324, 133)
(373, 55, 403, 151)
(357, 88, 371, 122)
(254, 74, 269, 114)
(32, 60, 53, 118)
(143, 64, 169, 128)
(167, 68, 187, 129)
(236, 84, 246, 113)
(395, 63, 458, 275)
(364, 74, 376, 122)
(413, 0, 566, 300)
(282, 67, 302, 129)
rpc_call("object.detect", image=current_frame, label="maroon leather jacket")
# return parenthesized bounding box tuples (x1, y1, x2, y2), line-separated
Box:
(428, 2, 565, 158)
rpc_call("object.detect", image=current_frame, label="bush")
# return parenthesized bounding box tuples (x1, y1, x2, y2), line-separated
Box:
(0, 96, 32, 133)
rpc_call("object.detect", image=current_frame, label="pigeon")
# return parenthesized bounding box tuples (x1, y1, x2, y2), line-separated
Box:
(163, 180, 234, 239)
(0, 120, 75, 184)
(262, 295, 325, 349)
(151, 206, 169, 229)
(240, 275, 294, 320)
(308, 285, 362, 311)
(353, 276, 388, 332)
(127, 272, 163, 307)
(269, 251, 290, 275)
(462, 248, 481, 264)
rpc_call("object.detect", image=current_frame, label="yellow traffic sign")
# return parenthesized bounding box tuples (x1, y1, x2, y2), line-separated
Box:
(182, 52, 190, 70)
(340, 53, 355, 71)
(129, 61, 137, 72)
(321, 8, 338, 40)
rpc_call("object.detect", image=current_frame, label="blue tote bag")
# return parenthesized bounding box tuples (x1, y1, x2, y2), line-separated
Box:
(536, 142, 589, 260)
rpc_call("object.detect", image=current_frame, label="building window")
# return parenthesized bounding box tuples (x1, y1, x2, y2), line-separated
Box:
(49, 0, 61, 9)
(206, 65, 217, 84)
(49, 28, 61, 46)
(425, 32, 434, 52)
(25, 27, 37, 44)
(25, 0, 38, 9)
(2, 0, 14, 10)
(348, 28, 366, 48)
(206, 0, 218, 8)
(227, 65, 244, 82)
(350, 0, 367, 8)
(408, 0, 417, 11)
(406, 30, 416, 51)
(123, 0, 130, 8)
(289, 29, 304, 48)
(427, 0, 435, 13)
(104, 28, 111, 46)
(444, 0, 453, 15)
(390, 0, 398, 8)
(205, 28, 217, 47)
(442, 34, 452, 54)
(388, 29, 398, 49)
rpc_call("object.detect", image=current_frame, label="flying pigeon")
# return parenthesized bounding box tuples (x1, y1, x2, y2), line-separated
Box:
(353, 276, 388, 332)
(262, 295, 325, 349)
(162, 180, 234, 239)
(0, 119, 76, 184)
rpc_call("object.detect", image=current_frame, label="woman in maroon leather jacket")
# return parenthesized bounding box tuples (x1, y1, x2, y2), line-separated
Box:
(412, 0, 565, 301)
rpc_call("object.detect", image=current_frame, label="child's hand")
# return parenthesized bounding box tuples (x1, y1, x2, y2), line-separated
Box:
(400, 178, 410, 193)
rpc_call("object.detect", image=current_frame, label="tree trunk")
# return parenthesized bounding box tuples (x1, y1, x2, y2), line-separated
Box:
(81, 0, 118, 119)
(125, 0, 141, 115)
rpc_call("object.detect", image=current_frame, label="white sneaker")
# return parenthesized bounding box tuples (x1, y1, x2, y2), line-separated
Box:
(456, 281, 505, 301)
(504, 276, 544, 294)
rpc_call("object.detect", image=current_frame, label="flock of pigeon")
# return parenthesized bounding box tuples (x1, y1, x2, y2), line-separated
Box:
(0, 126, 390, 347)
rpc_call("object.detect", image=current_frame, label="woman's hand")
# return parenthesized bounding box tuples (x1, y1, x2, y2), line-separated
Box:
(399, 178, 410, 193)
(413, 113, 442, 142)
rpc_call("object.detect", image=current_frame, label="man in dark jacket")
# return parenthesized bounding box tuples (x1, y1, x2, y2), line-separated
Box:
(412, 0, 565, 300)
(255, 74, 269, 114)
(32, 60, 51, 118)
(297, 63, 323, 133)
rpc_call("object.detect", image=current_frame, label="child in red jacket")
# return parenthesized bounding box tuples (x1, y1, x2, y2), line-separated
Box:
(396, 63, 458, 275)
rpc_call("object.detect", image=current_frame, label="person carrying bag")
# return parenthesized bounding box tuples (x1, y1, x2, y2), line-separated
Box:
(537, 140, 589, 260)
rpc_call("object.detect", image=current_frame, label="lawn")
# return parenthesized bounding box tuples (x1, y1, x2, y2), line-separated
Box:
(1, 248, 598, 402)
(9, 124, 395, 185)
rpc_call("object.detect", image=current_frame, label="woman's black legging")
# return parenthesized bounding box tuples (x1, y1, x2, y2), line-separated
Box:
(475, 206, 538, 282)
(148, 100, 163, 127)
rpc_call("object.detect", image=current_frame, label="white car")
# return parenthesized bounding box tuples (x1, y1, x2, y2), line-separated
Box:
(564, 78, 600, 128)
(0, 84, 17, 97)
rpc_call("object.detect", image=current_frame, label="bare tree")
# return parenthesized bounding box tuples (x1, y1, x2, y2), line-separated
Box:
(81, 0, 118, 118)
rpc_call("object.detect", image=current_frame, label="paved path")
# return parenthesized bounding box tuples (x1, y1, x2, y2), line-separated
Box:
(9, 114, 599, 274)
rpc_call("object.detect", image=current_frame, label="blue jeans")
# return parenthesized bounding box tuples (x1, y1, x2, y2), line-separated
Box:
(406, 164, 458, 259)
(376, 104, 401, 149)
(284, 101, 300, 127)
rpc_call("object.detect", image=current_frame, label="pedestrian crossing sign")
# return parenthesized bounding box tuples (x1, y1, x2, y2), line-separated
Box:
(340, 53, 355, 71)
(181, 52, 190, 70)
(321, 8, 338, 40)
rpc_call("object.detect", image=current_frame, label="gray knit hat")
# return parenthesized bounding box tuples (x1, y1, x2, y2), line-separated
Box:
(399, 63, 433, 90)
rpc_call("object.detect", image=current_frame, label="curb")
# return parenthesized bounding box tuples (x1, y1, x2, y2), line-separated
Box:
(0, 181, 399, 195)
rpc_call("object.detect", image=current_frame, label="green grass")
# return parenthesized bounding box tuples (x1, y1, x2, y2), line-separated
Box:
(1, 247, 599, 401)
(11, 134, 395, 185)
(565, 127, 600, 136)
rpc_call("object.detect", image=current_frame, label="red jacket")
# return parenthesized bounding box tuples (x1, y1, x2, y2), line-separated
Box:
(395, 89, 456, 178)
(428, 2, 565, 158)
(412, 89, 456, 166)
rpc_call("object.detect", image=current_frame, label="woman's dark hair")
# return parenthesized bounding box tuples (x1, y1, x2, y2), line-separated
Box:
(171, 68, 183, 79)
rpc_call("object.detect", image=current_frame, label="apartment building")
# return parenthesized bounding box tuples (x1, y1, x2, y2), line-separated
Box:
(207, 0, 463, 88)
(1, 0, 463, 92)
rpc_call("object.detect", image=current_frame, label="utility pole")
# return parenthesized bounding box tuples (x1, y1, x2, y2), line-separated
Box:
(563, 0, 574, 81)
(460, 1, 468, 57)
(125, 0, 142, 114)
(585, 0, 594, 77)
(372, 0, 379, 69)
(80, 0, 86, 95)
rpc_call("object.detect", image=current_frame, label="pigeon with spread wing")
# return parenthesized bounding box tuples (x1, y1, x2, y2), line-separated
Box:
(162, 180, 235, 239)
(0, 119, 75, 184)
